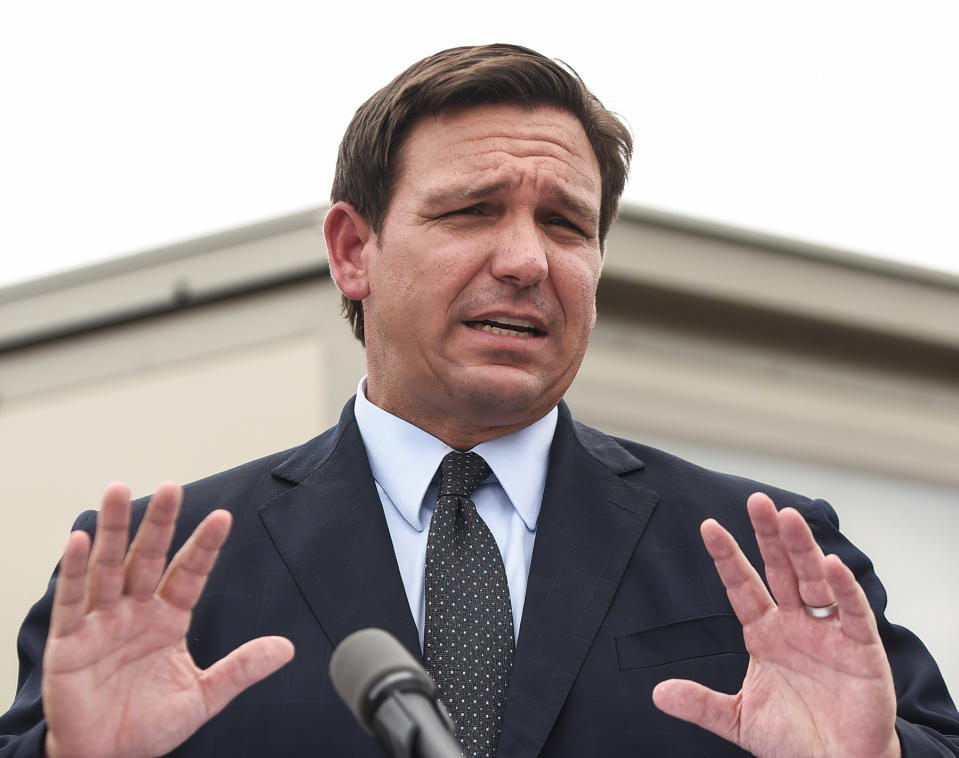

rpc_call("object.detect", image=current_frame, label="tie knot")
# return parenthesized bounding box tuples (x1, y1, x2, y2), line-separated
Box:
(438, 451, 491, 499)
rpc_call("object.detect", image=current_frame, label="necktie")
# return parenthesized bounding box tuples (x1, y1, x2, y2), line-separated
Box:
(424, 452, 514, 758)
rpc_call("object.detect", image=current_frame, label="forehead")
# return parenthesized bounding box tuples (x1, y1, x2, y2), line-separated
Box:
(394, 104, 601, 202)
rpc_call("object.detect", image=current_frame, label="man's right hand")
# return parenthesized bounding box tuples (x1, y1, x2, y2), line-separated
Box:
(41, 482, 295, 758)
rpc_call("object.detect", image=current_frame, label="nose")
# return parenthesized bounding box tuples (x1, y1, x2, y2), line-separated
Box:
(490, 220, 549, 288)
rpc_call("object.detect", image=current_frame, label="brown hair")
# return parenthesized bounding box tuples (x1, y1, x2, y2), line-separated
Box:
(331, 43, 633, 345)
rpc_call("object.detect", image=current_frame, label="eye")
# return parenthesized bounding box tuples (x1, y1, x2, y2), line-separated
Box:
(446, 205, 483, 216)
(546, 216, 585, 236)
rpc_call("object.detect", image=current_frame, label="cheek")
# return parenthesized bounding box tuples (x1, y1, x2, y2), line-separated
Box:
(424, 243, 488, 306)
(370, 240, 431, 307)
(384, 260, 471, 332)
(556, 260, 601, 330)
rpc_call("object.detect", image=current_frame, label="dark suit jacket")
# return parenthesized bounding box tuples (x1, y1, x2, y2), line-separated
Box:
(3, 400, 958, 756)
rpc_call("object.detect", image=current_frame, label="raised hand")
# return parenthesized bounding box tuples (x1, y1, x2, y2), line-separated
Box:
(652, 492, 900, 758)
(41, 482, 295, 758)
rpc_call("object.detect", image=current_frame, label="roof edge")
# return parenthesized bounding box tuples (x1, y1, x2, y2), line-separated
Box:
(618, 202, 959, 291)
(0, 207, 325, 305)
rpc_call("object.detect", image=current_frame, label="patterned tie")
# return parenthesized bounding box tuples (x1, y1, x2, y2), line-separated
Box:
(423, 452, 514, 758)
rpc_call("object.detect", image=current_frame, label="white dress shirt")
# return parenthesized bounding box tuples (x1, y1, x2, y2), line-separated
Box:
(353, 377, 557, 647)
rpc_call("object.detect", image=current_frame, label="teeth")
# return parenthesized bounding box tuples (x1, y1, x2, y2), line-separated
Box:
(497, 319, 535, 329)
(465, 318, 544, 338)
(476, 323, 535, 338)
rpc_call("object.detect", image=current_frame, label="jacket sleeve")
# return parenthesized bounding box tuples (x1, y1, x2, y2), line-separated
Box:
(804, 498, 959, 756)
(0, 511, 97, 758)
(0, 570, 56, 758)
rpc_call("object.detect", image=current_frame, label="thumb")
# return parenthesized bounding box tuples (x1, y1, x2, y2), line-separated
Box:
(652, 679, 741, 745)
(199, 636, 295, 718)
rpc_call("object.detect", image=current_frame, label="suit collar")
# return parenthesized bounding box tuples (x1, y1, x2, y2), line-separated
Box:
(269, 397, 358, 485)
(565, 405, 647, 475)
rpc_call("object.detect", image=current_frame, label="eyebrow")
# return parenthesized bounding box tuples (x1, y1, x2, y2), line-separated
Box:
(423, 181, 511, 210)
(423, 181, 600, 234)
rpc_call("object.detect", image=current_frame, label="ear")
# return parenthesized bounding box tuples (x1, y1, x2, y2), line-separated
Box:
(325, 201, 374, 300)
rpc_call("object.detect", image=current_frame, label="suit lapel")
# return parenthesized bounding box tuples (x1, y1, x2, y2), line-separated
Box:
(496, 407, 660, 757)
(257, 400, 421, 656)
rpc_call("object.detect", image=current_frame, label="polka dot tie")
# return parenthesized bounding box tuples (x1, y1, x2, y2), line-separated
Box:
(424, 452, 514, 758)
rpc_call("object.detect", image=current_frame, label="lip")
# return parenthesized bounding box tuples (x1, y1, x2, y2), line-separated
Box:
(463, 312, 549, 336)
(464, 322, 545, 342)
(459, 322, 548, 356)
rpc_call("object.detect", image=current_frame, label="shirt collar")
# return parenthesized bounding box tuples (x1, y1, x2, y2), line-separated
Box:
(354, 377, 556, 533)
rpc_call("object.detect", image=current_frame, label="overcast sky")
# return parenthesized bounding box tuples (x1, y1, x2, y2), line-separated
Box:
(2, 0, 957, 289)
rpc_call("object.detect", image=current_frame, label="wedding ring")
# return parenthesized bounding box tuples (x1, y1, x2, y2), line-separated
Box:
(803, 601, 838, 619)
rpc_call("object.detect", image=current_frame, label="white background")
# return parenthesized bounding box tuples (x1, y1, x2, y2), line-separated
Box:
(1, 0, 957, 287)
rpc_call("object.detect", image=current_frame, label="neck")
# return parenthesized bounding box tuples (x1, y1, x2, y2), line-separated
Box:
(362, 386, 553, 451)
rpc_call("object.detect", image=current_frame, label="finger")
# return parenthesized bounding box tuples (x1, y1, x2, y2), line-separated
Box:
(198, 636, 295, 718)
(123, 482, 183, 598)
(778, 507, 834, 608)
(746, 492, 803, 611)
(701, 518, 775, 626)
(83, 483, 132, 612)
(49, 531, 92, 638)
(155, 510, 232, 611)
(823, 553, 881, 645)
(652, 679, 740, 746)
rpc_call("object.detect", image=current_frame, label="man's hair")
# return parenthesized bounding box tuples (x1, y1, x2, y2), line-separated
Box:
(331, 43, 633, 345)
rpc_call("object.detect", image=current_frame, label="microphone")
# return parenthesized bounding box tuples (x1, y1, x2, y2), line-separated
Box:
(329, 628, 462, 758)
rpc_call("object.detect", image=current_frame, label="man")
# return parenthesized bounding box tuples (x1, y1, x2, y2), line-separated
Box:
(1, 43, 958, 758)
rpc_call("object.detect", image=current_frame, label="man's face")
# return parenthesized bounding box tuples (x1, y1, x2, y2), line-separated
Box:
(360, 104, 604, 447)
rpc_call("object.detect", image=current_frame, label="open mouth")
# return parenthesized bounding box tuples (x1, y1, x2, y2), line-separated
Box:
(464, 319, 546, 338)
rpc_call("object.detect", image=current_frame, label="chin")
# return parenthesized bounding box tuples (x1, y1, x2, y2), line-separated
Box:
(451, 371, 560, 424)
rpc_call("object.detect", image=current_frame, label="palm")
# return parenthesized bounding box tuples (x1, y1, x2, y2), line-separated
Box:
(653, 493, 899, 758)
(42, 483, 294, 758)
(735, 608, 896, 756)
(45, 598, 201, 758)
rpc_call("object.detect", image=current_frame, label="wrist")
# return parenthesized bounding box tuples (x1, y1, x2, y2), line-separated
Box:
(878, 734, 902, 758)
(44, 730, 65, 758)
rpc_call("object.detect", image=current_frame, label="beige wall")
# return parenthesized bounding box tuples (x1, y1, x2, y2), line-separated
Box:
(1, 206, 957, 709)
(0, 270, 366, 705)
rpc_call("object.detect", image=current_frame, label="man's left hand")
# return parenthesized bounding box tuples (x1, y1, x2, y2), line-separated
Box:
(652, 492, 901, 758)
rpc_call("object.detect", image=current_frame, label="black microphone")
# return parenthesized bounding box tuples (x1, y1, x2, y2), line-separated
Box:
(329, 628, 462, 758)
